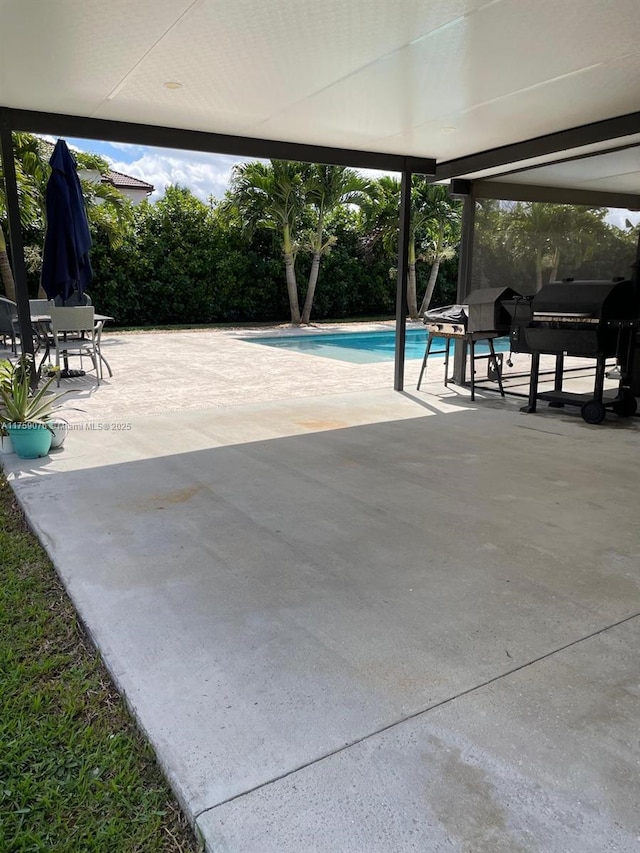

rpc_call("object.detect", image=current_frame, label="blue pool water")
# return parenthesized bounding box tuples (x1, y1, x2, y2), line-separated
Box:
(241, 328, 510, 364)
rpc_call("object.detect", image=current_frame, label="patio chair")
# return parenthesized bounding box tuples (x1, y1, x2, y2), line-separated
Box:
(53, 292, 94, 352)
(28, 298, 56, 358)
(49, 306, 101, 385)
(54, 291, 92, 307)
(0, 296, 18, 353)
(29, 298, 54, 315)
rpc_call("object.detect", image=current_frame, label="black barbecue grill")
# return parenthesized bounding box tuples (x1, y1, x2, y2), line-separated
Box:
(518, 277, 639, 424)
(525, 278, 637, 356)
(417, 287, 523, 399)
(466, 286, 521, 334)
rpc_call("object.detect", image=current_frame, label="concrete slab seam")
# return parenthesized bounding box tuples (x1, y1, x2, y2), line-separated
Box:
(193, 607, 640, 823)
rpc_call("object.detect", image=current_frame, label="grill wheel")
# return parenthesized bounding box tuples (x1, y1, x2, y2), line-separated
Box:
(581, 400, 606, 425)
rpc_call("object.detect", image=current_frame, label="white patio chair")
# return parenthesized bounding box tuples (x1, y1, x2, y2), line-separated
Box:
(49, 306, 101, 386)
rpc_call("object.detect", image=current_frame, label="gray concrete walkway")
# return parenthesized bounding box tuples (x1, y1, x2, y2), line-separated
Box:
(2, 326, 639, 851)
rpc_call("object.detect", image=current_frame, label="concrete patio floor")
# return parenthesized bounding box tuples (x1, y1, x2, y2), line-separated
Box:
(2, 324, 640, 851)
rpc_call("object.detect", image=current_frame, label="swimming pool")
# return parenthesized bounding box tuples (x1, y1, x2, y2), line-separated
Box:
(241, 328, 510, 364)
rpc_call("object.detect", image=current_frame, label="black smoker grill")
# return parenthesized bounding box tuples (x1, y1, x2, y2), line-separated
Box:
(519, 278, 639, 424)
(466, 286, 521, 334)
(417, 287, 521, 399)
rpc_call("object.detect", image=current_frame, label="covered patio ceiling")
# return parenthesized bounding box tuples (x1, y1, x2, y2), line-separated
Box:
(1, 0, 640, 193)
(449, 132, 640, 208)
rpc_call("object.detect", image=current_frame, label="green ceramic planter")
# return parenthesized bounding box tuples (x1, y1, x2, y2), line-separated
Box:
(5, 423, 52, 459)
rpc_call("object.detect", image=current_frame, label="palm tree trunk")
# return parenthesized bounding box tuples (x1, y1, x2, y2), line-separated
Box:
(549, 247, 560, 283)
(0, 227, 16, 301)
(301, 216, 323, 325)
(283, 225, 301, 325)
(301, 251, 321, 325)
(406, 241, 418, 319)
(535, 248, 544, 291)
(419, 257, 441, 316)
(284, 254, 301, 325)
(407, 266, 417, 318)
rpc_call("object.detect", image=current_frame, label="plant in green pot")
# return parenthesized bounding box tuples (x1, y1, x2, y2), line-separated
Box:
(0, 357, 66, 459)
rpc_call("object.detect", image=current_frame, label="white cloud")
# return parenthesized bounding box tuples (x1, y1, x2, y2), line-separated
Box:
(605, 208, 640, 229)
(38, 134, 83, 153)
(104, 151, 397, 203)
(107, 148, 259, 202)
(106, 141, 144, 153)
(357, 167, 400, 182)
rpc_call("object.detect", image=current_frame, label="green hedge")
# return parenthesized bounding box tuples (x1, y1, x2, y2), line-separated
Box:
(59, 186, 459, 326)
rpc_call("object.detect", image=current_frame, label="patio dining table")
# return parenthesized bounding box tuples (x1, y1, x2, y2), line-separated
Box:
(31, 312, 114, 379)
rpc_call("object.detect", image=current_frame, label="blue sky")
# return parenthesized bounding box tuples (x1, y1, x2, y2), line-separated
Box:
(59, 136, 639, 229)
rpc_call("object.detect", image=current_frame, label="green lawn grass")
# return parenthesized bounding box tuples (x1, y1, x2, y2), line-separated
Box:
(0, 474, 202, 852)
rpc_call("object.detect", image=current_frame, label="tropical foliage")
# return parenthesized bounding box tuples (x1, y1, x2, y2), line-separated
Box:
(474, 200, 639, 293)
(299, 164, 368, 323)
(0, 356, 64, 425)
(0, 134, 133, 299)
(225, 160, 369, 324)
(362, 176, 462, 319)
(2, 133, 639, 328)
(0, 133, 50, 300)
(226, 160, 307, 323)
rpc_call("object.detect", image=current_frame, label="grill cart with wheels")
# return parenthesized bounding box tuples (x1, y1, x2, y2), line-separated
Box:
(518, 278, 639, 425)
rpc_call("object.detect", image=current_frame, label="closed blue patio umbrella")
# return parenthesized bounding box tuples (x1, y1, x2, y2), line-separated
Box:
(41, 139, 92, 302)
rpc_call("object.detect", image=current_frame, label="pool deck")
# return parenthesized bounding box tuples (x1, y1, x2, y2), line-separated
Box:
(20, 318, 620, 424)
(2, 322, 639, 852)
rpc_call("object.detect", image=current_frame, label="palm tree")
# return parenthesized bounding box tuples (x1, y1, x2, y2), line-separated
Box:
(506, 203, 571, 291)
(80, 176, 133, 251)
(361, 174, 402, 278)
(0, 132, 48, 300)
(227, 160, 306, 324)
(506, 203, 605, 290)
(416, 183, 462, 315)
(362, 176, 461, 318)
(300, 165, 367, 324)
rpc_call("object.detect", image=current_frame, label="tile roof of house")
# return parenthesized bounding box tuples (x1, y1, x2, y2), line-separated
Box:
(38, 138, 154, 194)
(104, 168, 154, 192)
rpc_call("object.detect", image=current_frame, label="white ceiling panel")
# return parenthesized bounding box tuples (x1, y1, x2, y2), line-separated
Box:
(247, 0, 640, 158)
(0, 0, 196, 118)
(581, 173, 640, 194)
(95, 0, 487, 135)
(460, 134, 640, 181)
(380, 51, 640, 161)
(463, 52, 640, 141)
(250, 20, 469, 147)
(492, 146, 640, 194)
